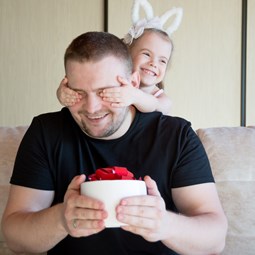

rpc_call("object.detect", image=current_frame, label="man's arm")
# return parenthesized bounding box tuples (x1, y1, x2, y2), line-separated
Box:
(1, 175, 107, 254)
(1, 185, 66, 253)
(117, 176, 227, 255)
(164, 183, 227, 254)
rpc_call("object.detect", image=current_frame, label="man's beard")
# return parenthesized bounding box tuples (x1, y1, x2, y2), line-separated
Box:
(81, 107, 129, 139)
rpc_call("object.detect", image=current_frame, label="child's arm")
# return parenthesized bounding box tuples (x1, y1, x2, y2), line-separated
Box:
(56, 77, 81, 107)
(152, 91, 172, 115)
(100, 76, 172, 115)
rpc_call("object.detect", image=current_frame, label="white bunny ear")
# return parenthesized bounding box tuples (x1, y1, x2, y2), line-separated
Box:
(124, 1, 183, 45)
(160, 7, 183, 35)
(132, 0, 154, 24)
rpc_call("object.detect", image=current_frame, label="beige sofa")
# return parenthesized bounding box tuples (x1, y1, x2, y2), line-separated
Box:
(1, 125, 255, 255)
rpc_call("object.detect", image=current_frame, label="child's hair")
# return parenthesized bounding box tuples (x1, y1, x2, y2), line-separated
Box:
(128, 28, 173, 51)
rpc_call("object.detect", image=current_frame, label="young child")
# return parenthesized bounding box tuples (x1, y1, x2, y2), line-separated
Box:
(57, 1, 183, 115)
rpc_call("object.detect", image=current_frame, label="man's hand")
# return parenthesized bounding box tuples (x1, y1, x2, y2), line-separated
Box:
(116, 176, 168, 242)
(63, 174, 108, 237)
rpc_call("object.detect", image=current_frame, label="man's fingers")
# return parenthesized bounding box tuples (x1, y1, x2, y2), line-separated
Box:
(144, 176, 161, 197)
(66, 175, 86, 195)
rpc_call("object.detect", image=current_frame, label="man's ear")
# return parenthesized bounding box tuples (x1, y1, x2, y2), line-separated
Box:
(130, 71, 140, 88)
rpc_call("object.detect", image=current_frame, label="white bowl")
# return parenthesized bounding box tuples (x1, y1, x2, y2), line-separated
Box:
(80, 180, 147, 228)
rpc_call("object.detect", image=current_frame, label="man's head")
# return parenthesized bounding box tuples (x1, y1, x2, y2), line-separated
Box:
(64, 32, 139, 140)
(64, 32, 133, 76)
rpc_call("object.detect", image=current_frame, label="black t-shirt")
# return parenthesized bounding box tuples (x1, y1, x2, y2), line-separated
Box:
(11, 108, 214, 255)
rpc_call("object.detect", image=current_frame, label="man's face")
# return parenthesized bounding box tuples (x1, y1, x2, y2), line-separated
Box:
(66, 56, 135, 139)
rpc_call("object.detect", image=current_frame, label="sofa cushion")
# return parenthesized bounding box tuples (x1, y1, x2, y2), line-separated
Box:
(0, 126, 28, 254)
(197, 126, 255, 255)
(0, 126, 28, 185)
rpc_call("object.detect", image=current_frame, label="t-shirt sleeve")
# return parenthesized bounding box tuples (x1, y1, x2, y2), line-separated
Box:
(171, 123, 214, 188)
(10, 117, 55, 190)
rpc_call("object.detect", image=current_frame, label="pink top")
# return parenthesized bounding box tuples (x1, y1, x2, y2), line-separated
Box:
(153, 89, 164, 98)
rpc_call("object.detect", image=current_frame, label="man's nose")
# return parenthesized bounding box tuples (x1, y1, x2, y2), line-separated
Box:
(84, 94, 102, 113)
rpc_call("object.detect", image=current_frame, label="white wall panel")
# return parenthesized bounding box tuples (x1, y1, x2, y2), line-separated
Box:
(108, 0, 242, 130)
(247, 0, 255, 126)
(0, 0, 103, 126)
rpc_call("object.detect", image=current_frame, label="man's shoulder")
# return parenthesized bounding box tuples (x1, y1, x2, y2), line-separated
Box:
(139, 111, 191, 129)
(162, 114, 190, 125)
(32, 107, 71, 125)
(34, 107, 69, 121)
(29, 107, 74, 135)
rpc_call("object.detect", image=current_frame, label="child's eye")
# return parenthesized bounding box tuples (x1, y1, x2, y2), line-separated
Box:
(160, 59, 167, 64)
(142, 52, 150, 57)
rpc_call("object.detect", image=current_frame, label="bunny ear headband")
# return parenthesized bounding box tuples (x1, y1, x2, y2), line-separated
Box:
(123, 0, 183, 45)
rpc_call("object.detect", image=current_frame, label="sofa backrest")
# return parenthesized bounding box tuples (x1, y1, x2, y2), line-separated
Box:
(197, 126, 255, 255)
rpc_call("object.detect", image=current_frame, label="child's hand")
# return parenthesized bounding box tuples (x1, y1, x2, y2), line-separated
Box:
(57, 77, 82, 107)
(100, 76, 139, 107)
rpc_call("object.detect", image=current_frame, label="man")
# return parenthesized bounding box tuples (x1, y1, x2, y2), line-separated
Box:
(2, 32, 227, 255)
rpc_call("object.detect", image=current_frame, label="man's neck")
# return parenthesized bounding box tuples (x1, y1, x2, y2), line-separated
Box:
(99, 106, 136, 140)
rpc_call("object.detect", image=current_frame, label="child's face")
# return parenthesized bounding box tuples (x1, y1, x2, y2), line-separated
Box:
(130, 31, 172, 88)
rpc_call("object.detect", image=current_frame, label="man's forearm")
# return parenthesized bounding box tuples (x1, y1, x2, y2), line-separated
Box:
(2, 203, 67, 253)
(161, 211, 227, 255)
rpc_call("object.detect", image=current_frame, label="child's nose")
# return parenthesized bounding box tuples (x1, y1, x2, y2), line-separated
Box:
(149, 60, 157, 68)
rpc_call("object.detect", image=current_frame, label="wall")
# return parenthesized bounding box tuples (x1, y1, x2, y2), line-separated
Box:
(247, 0, 255, 126)
(108, 0, 244, 130)
(0, 0, 103, 126)
(0, 0, 254, 129)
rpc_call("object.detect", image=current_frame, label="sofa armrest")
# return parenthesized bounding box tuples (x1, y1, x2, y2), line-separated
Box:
(197, 126, 255, 255)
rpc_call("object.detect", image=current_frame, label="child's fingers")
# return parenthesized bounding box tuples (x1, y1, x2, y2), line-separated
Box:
(102, 96, 121, 103)
(64, 87, 76, 95)
(64, 99, 76, 107)
(117, 76, 129, 86)
(63, 95, 81, 106)
(110, 102, 125, 107)
(101, 92, 120, 99)
(102, 87, 121, 94)
(64, 88, 82, 101)
(62, 77, 68, 84)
